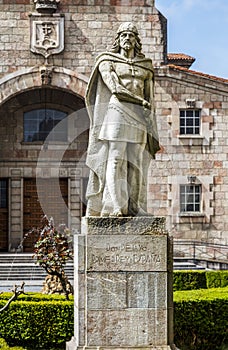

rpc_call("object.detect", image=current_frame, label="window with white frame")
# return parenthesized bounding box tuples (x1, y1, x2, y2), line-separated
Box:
(24, 109, 67, 142)
(180, 109, 200, 135)
(168, 176, 213, 223)
(180, 184, 201, 212)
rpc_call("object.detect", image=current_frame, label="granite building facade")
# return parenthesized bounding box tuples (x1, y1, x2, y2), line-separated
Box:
(0, 0, 227, 253)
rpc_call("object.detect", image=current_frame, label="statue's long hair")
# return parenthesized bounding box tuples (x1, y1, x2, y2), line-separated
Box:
(110, 33, 145, 58)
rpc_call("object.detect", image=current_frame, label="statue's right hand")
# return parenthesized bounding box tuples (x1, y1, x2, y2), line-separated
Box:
(142, 100, 151, 109)
(113, 85, 130, 99)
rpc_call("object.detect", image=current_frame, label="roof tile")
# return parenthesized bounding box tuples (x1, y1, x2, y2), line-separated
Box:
(168, 64, 228, 84)
(167, 53, 195, 61)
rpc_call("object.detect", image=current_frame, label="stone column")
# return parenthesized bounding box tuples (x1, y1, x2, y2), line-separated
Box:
(69, 169, 82, 232)
(67, 216, 177, 350)
(9, 169, 23, 252)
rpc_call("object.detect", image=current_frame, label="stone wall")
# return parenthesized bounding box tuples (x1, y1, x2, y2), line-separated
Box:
(0, 0, 228, 252)
(0, 0, 168, 251)
(148, 66, 228, 245)
(0, 0, 167, 77)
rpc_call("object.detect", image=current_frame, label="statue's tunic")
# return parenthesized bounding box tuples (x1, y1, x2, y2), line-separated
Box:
(99, 95, 147, 143)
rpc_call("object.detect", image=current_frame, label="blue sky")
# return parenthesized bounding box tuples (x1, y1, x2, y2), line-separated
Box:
(155, 0, 228, 78)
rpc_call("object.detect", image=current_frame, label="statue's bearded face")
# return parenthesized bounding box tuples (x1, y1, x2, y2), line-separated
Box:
(119, 31, 136, 51)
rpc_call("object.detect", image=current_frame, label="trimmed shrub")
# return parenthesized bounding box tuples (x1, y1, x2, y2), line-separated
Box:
(173, 270, 228, 291)
(0, 288, 227, 350)
(0, 299, 73, 350)
(0, 338, 25, 350)
(173, 270, 207, 291)
(0, 292, 73, 302)
(174, 287, 228, 350)
(206, 270, 228, 289)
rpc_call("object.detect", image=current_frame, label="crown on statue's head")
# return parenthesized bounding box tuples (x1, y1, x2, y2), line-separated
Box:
(33, 0, 60, 14)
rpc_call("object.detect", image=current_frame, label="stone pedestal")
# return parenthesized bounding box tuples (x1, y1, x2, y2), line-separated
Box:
(67, 217, 177, 350)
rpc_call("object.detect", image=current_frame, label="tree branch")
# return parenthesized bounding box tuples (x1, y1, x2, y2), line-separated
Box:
(0, 282, 25, 313)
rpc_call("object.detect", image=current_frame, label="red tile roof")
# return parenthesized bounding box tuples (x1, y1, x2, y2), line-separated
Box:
(167, 53, 195, 61)
(168, 64, 228, 84)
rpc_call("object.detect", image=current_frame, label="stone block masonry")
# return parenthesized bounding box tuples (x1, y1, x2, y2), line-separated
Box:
(150, 67, 228, 246)
(67, 216, 177, 350)
(0, 0, 227, 260)
(0, 0, 167, 77)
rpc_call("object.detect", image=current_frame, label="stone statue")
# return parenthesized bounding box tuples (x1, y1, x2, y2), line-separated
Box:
(85, 22, 160, 217)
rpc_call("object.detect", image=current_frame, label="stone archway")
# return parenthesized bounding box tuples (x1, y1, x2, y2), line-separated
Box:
(0, 67, 89, 252)
(0, 66, 88, 105)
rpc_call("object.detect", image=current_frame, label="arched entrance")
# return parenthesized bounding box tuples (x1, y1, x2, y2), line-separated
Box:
(0, 68, 89, 252)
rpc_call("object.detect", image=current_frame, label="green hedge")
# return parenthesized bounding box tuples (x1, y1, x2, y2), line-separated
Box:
(173, 270, 228, 291)
(173, 270, 207, 291)
(0, 338, 25, 350)
(0, 288, 227, 350)
(0, 298, 73, 350)
(0, 293, 73, 302)
(206, 271, 228, 289)
(174, 287, 228, 350)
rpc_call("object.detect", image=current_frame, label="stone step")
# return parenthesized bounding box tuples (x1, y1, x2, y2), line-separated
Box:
(0, 265, 73, 271)
(0, 271, 72, 278)
(2, 276, 47, 280)
(0, 281, 44, 292)
(0, 263, 73, 268)
(173, 261, 205, 270)
(0, 279, 73, 293)
(0, 254, 74, 286)
(0, 253, 34, 261)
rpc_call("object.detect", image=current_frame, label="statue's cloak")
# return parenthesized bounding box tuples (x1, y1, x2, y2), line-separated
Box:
(85, 52, 160, 215)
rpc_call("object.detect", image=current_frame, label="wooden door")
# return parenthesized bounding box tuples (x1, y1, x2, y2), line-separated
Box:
(23, 178, 68, 252)
(0, 179, 8, 252)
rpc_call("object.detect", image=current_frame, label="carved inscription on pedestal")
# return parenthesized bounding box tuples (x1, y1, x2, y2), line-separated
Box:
(87, 235, 167, 272)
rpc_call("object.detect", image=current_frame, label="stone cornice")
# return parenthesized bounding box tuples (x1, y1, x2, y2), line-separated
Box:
(33, 0, 60, 14)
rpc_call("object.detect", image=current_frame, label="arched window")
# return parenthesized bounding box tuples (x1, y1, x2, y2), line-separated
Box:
(24, 108, 67, 142)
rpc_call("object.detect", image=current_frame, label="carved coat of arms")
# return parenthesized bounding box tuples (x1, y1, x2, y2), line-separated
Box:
(30, 16, 64, 59)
